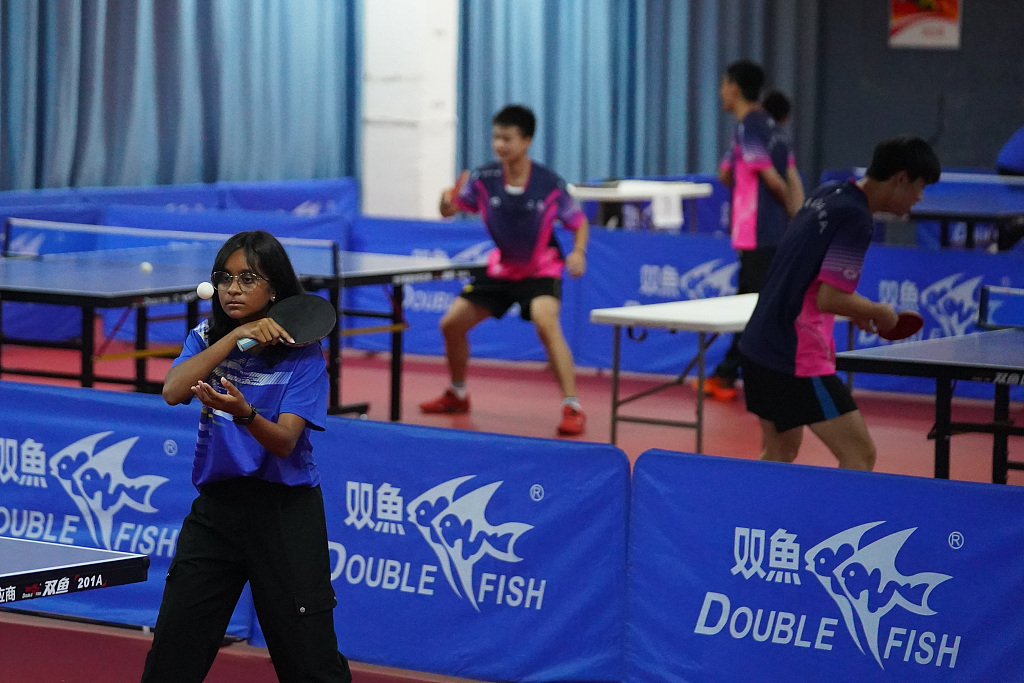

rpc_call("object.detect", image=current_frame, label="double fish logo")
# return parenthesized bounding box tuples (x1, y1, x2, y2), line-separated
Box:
(450, 241, 495, 264)
(805, 522, 951, 669)
(920, 273, 983, 337)
(406, 475, 533, 611)
(7, 231, 45, 256)
(49, 432, 168, 550)
(679, 259, 739, 299)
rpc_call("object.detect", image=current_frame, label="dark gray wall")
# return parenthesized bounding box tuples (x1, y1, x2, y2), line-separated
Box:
(814, 1, 1024, 182)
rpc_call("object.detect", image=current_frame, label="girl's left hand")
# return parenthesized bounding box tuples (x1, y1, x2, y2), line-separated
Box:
(192, 376, 249, 417)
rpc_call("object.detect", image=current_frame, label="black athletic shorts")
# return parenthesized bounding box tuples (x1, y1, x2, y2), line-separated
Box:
(741, 354, 858, 432)
(459, 275, 561, 321)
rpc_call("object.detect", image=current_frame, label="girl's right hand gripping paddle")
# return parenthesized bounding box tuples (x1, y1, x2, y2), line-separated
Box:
(236, 294, 337, 351)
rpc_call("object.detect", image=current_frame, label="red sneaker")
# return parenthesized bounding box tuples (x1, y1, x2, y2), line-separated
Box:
(419, 389, 470, 414)
(703, 376, 738, 402)
(557, 405, 586, 436)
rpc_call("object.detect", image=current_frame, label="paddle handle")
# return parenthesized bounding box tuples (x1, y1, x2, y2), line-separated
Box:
(236, 337, 259, 351)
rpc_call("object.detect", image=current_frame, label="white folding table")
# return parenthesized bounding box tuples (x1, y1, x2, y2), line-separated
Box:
(591, 294, 856, 452)
(569, 180, 714, 231)
(590, 294, 758, 452)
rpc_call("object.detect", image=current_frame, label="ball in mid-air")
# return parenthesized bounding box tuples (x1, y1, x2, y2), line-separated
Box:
(196, 281, 215, 300)
(139, 261, 153, 273)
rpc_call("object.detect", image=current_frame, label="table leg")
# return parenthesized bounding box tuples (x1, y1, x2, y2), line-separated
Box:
(135, 305, 148, 391)
(328, 286, 341, 412)
(187, 298, 199, 330)
(934, 378, 952, 478)
(82, 306, 95, 388)
(0, 297, 5, 377)
(695, 332, 706, 454)
(389, 284, 404, 422)
(610, 326, 621, 445)
(993, 383, 1010, 484)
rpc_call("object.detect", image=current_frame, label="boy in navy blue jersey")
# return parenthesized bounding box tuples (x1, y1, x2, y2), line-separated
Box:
(761, 89, 805, 215)
(740, 137, 941, 470)
(704, 60, 799, 401)
(420, 105, 590, 436)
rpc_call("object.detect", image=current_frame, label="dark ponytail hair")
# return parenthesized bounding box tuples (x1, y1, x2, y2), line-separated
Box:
(207, 231, 304, 362)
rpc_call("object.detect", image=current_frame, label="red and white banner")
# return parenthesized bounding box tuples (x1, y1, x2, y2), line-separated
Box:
(890, 0, 962, 49)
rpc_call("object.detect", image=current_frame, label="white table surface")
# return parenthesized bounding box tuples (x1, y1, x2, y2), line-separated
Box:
(590, 294, 758, 334)
(568, 180, 714, 202)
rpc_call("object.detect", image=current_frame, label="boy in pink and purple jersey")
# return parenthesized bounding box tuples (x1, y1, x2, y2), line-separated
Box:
(705, 60, 800, 402)
(761, 89, 806, 216)
(740, 136, 941, 470)
(420, 105, 590, 436)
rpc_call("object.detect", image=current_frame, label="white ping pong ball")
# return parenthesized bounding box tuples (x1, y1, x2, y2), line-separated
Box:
(196, 281, 215, 300)
(139, 261, 153, 273)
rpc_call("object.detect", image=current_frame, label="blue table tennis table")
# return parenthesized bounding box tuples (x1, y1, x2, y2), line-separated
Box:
(907, 172, 1024, 250)
(0, 221, 486, 421)
(0, 536, 149, 604)
(836, 328, 1024, 483)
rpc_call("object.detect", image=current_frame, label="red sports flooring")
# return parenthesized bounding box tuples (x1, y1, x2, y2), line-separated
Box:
(1, 341, 1021, 682)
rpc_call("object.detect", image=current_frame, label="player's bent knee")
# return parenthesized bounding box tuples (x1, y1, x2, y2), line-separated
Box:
(836, 441, 876, 471)
(532, 318, 563, 342)
(439, 307, 482, 337)
(760, 448, 798, 464)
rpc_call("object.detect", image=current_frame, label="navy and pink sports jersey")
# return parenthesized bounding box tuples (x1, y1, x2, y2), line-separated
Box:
(739, 180, 874, 376)
(454, 160, 586, 281)
(720, 108, 794, 250)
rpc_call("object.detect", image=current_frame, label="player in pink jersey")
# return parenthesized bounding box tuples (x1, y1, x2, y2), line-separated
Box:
(704, 60, 800, 402)
(420, 105, 590, 436)
(741, 136, 941, 470)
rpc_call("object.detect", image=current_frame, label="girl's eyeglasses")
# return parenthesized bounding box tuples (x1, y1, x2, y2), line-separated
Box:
(210, 271, 267, 292)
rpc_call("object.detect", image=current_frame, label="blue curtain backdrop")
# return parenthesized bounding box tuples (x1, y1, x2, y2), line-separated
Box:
(457, 0, 820, 184)
(0, 0, 361, 190)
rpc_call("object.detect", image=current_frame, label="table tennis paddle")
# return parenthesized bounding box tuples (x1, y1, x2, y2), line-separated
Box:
(878, 310, 924, 341)
(443, 170, 469, 209)
(453, 169, 469, 196)
(236, 294, 337, 351)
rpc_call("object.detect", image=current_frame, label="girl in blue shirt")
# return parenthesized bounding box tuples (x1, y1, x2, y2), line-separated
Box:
(142, 231, 350, 682)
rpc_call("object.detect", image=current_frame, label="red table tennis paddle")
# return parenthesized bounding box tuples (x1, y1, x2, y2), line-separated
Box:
(453, 169, 469, 196)
(236, 294, 337, 351)
(878, 310, 924, 341)
(443, 170, 469, 209)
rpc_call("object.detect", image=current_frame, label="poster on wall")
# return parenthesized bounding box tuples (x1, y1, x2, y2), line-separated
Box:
(890, 0, 962, 49)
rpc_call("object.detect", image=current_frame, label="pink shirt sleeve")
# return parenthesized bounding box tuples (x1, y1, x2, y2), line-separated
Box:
(816, 219, 872, 294)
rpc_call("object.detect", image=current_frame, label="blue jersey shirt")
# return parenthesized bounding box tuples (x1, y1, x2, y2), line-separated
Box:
(740, 180, 874, 376)
(172, 320, 328, 489)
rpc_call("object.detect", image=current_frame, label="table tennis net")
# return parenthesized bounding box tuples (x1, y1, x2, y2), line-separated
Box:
(978, 285, 1024, 329)
(1, 217, 341, 275)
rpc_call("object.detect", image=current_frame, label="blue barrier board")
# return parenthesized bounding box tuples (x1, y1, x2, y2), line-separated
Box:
(0, 381, 252, 635)
(627, 450, 1024, 682)
(253, 418, 630, 682)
